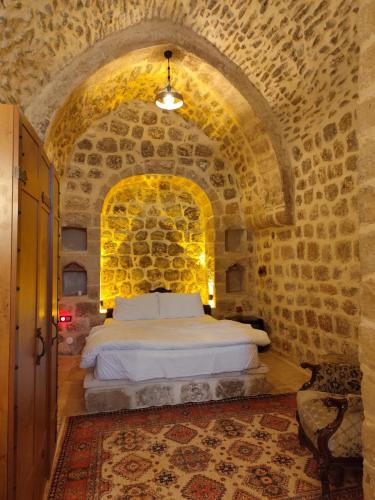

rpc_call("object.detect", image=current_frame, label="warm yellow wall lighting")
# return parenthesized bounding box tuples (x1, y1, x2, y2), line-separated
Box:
(199, 252, 206, 267)
(100, 175, 215, 309)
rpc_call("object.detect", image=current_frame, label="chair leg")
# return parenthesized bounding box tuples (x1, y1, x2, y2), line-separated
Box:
(331, 465, 344, 487)
(297, 422, 306, 447)
(319, 460, 331, 500)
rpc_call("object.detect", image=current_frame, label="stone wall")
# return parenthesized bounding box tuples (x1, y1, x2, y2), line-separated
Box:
(358, 0, 375, 496)
(1, 1, 362, 366)
(59, 101, 256, 353)
(101, 175, 212, 308)
(255, 110, 360, 364)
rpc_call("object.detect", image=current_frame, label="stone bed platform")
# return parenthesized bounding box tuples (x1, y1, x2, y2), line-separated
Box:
(84, 364, 270, 413)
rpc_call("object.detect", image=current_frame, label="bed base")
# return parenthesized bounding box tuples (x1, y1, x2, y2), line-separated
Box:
(84, 364, 270, 413)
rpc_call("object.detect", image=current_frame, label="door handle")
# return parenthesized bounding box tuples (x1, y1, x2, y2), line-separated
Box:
(36, 327, 46, 365)
(51, 316, 59, 345)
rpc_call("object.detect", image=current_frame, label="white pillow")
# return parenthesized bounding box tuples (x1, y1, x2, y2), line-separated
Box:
(113, 293, 159, 320)
(159, 292, 204, 319)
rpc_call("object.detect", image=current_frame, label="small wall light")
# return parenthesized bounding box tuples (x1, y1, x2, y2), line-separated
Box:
(100, 300, 108, 314)
(208, 279, 215, 308)
(59, 315, 72, 323)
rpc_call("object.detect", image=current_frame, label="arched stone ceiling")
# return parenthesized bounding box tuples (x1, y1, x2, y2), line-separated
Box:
(63, 100, 246, 226)
(0, 0, 357, 133)
(46, 45, 288, 227)
(0, 0, 358, 226)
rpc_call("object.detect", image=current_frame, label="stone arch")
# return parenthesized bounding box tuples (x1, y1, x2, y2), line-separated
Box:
(100, 174, 215, 307)
(31, 20, 293, 226)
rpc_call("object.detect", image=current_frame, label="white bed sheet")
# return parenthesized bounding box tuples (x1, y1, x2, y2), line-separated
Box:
(94, 343, 259, 381)
(81, 315, 271, 383)
(81, 315, 270, 372)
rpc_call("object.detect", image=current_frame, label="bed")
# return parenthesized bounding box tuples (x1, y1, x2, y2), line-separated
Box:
(81, 290, 271, 412)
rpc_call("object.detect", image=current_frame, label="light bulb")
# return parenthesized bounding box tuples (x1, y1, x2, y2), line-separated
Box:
(163, 93, 174, 106)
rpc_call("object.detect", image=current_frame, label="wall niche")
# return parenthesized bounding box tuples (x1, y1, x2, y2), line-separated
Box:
(62, 227, 87, 251)
(226, 263, 244, 293)
(62, 262, 87, 296)
(225, 228, 246, 252)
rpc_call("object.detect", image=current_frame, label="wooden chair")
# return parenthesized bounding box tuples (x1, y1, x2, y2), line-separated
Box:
(296, 362, 363, 499)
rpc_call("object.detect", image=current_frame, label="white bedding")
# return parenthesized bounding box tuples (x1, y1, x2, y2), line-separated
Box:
(94, 344, 259, 381)
(81, 315, 270, 381)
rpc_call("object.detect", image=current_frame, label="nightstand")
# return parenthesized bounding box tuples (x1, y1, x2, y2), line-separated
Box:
(226, 315, 269, 352)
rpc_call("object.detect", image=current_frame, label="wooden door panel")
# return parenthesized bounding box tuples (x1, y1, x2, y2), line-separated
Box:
(20, 126, 39, 199)
(34, 154, 51, 494)
(15, 190, 37, 500)
(34, 204, 49, 498)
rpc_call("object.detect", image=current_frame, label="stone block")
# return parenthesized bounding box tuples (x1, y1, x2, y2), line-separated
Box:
(314, 265, 330, 281)
(335, 240, 352, 262)
(168, 127, 183, 141)
(148, 126, 165, 139)
(362, 277, 375, 321)
(335, 316, 352, 337)
(77, 138, 93, 150)
(141, 140, 154, 157)
(142, 111, 157, 125)
(152, 241, 167, 256)
(181, 383, 211, 403)
(110, 119, 129, 136)
(97, 138, 117, 152)
(360, 230, 375, 274)
(155, 257, 169, 269)
(86, 389, 131, 413)
(120, 138, 135, 151)
(132, 125, 144, 139)
(135, 385, 173, 407)
(106, 155, 122, 170)
(318, 314, 333, 332)
(168, 243, 184, 256)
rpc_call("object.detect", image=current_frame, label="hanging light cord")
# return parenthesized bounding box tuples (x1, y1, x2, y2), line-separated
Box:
(167, 56, 171, 91)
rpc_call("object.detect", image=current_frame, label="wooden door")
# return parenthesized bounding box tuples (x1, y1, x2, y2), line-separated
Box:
(15, 122, 52, 500)
(0, 106, 57, 500)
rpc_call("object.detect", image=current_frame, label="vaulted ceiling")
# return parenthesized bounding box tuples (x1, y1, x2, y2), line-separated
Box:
(0, 0, 358, 227)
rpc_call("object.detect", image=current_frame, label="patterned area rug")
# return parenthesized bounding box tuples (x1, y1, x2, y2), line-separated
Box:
(50, 394, 362, 499)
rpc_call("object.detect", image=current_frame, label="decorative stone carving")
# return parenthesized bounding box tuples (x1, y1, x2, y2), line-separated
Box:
(135, 385, 173, 407)
(181, 382, 211, 403)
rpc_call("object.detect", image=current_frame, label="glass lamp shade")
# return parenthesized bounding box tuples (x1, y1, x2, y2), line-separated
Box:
(155, 86, 184, 110)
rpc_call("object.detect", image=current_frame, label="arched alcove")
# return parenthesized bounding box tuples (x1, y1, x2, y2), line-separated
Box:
(62, 262, 87, 297)
(100, 174, 215, 309)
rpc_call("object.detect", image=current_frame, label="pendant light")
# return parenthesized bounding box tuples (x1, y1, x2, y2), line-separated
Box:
(155, 50, 184, 110)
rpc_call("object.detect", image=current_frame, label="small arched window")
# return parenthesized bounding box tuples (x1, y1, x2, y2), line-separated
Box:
(62, 262, 87, 296)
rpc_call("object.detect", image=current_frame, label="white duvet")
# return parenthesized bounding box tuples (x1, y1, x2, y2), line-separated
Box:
(80, 315, 270, 369)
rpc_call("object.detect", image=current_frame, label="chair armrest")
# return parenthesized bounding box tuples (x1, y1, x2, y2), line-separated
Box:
(316, 396, 349, 457)
(299, 362, 362, 394)
(300, 362, 320, 390)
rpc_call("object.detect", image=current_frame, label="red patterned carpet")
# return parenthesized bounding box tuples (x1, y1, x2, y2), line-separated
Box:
(49, 394, 362, 499)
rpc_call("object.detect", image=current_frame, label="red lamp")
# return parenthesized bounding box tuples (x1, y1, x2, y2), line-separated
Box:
(59, 315, 72, 323)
